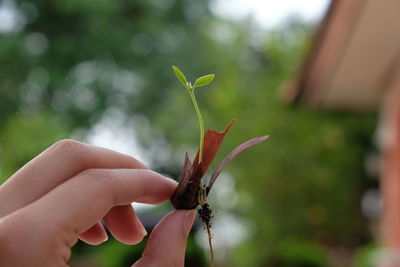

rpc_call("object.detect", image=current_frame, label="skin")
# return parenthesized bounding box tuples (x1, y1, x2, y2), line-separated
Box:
(0, 139, 196, 267)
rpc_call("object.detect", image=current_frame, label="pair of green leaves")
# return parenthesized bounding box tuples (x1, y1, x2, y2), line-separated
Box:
(172, 65, 215, 164)
(172, 65, 215, 90)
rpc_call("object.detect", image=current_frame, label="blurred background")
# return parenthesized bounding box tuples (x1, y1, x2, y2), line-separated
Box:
(2, 0, 400, 266)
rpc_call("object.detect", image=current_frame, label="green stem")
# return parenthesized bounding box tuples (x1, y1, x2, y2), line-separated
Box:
(188, 89, 204, 163)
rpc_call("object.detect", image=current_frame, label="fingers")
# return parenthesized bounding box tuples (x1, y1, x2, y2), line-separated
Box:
(79, 206, 147, 245)
(79, 222, 108, 245)
(0, 139, 147, 217)
(133, 210, 196, 267)
(5, 169, 176, 244)
(103, 205, 147, 245)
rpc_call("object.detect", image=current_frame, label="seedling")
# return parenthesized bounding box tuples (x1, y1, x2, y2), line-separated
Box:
(170, 65, 268, 266)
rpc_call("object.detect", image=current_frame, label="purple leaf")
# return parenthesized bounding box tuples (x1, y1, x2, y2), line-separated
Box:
(171, 153, 195, 209)
(206, 135, 269, 194)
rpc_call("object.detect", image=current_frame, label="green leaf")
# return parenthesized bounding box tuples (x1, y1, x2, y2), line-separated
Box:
(172, 65, 188, 88)
(193, 74, 215, 88)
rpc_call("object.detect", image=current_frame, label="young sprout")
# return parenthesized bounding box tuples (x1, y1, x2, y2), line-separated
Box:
(170, 65, 268, 267)
(172, 65, 215, 164)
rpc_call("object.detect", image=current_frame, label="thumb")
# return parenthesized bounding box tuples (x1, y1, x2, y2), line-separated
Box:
(133, 209, 197, 267)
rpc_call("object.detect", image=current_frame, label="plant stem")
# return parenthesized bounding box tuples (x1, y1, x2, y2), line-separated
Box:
(188, 89, 204, 163)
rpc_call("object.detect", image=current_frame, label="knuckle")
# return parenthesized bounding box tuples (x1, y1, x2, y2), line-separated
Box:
(52, 139, 87, 154)
(51, 139, 89, 165)
(81, 168, 112, 183)
(80, 169, 116, 200)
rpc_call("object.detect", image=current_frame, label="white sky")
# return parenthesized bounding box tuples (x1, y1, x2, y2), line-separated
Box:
(212, 0, 331, 28)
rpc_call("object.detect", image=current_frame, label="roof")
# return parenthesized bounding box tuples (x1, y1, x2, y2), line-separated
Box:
(283, 0, 400, 111)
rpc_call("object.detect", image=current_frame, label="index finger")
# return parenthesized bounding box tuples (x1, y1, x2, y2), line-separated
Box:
(0, 139, 147, 217)
(3, 169, 177, 244)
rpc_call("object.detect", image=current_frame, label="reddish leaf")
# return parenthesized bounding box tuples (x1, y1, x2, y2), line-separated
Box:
(192, 119, 236, 177)
(206, 135, 269, 195)
(171, 119, 268, 210)
(171, 153, 192, 209)
(171, 120, 235, 209)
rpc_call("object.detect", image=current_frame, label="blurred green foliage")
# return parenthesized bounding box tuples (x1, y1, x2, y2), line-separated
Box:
(0, 0, 377, 266)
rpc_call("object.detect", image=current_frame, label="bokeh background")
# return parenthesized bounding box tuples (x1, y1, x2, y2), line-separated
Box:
(0, 0, 382, 266)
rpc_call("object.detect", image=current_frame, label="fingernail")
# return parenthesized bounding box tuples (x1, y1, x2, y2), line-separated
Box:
(183, 209, 196, 236)
(138, 222, 148, 237)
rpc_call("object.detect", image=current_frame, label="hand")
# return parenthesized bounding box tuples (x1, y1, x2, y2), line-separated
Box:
(0, 139, 196, 267)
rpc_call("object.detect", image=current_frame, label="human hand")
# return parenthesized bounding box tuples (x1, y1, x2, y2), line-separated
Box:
(0, 139, 196, 267)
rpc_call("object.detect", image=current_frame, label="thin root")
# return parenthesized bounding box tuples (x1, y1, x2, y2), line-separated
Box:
(199, 203, 214, 267)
